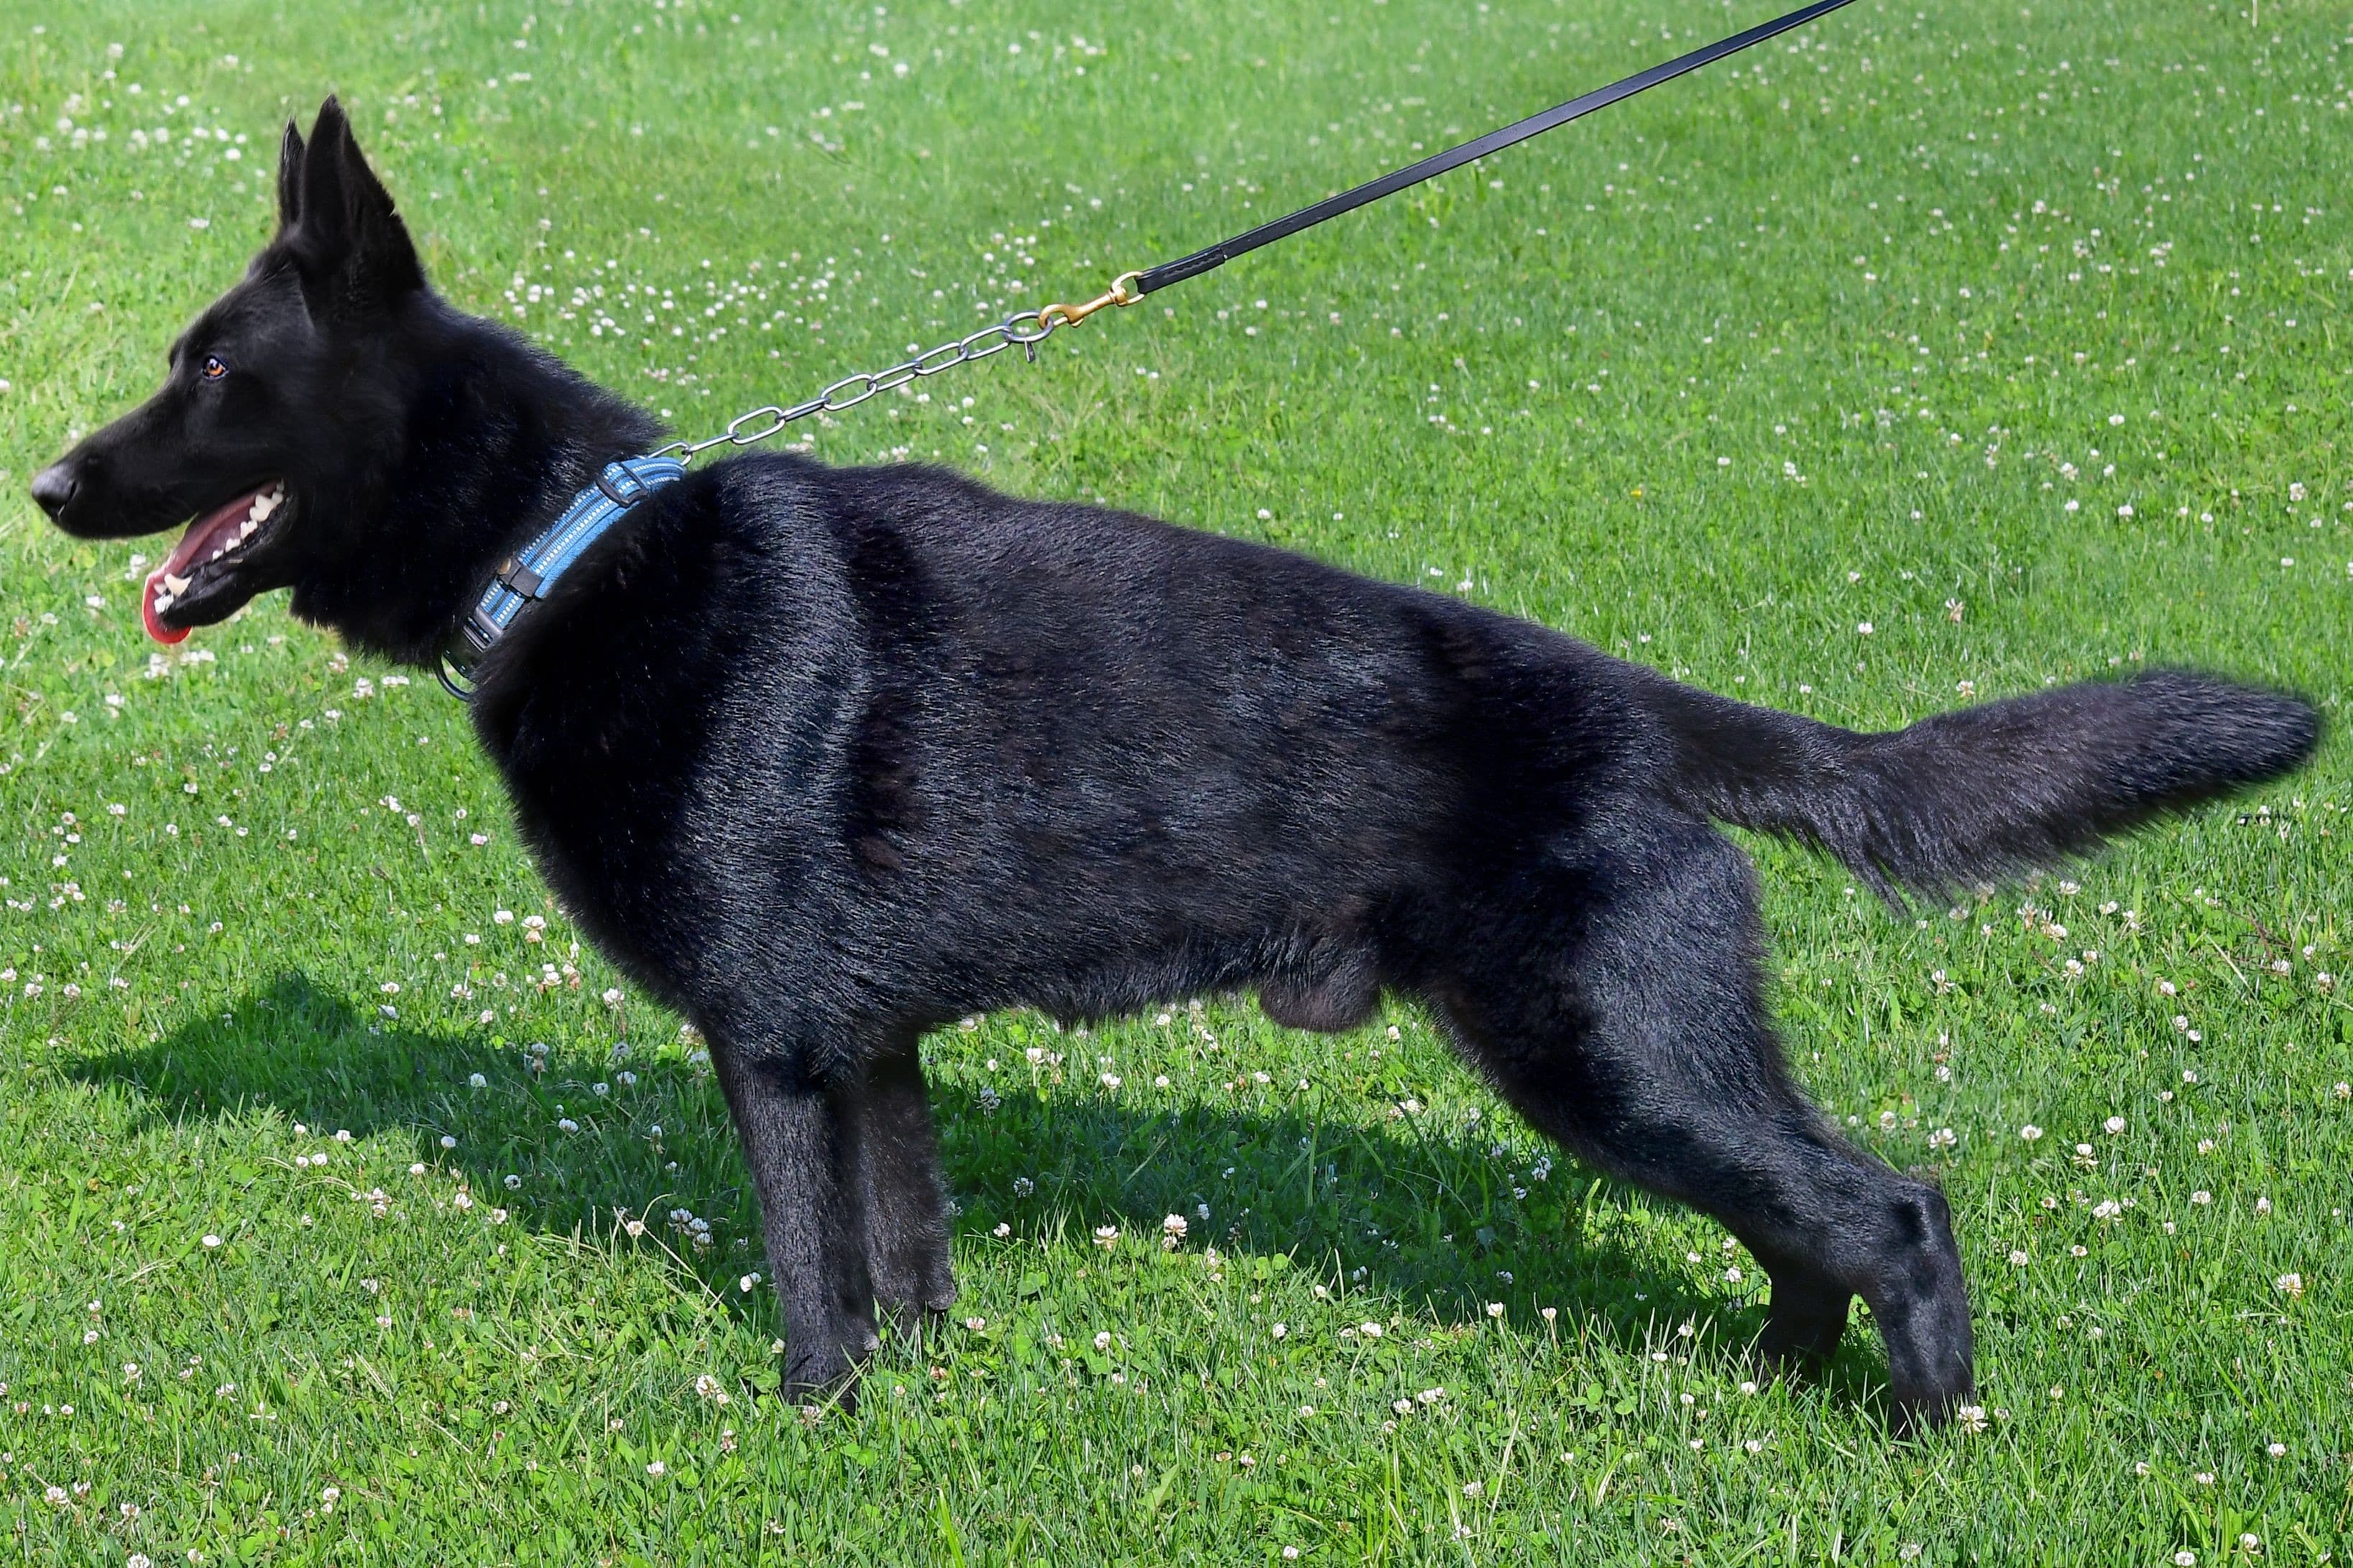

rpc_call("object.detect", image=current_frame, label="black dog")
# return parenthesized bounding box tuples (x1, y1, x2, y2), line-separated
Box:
(33, 101, 2317, 1429)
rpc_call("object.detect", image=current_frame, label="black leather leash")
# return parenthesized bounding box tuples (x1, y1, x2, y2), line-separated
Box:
(657, 0, 1863, 466)
(1128, 0, 1861, 298)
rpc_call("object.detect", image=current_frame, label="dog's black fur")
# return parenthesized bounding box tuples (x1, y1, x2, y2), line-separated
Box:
(34, 102, 2319, 1429)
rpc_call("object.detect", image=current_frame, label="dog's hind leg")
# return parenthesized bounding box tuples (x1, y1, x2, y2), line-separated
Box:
(709, 1029, 878, 1406)
(1432, 815, 1973, 1432)
(857, 1027, 957, 1329)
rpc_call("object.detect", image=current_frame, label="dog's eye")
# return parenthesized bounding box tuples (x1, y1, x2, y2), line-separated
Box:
(199, 354, 229, 382)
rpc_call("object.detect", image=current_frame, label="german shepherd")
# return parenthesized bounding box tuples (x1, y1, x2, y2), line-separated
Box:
(32, 100, 2317, 1429)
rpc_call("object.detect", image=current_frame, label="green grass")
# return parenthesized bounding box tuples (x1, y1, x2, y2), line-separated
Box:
(0, 0, 2348, 1559)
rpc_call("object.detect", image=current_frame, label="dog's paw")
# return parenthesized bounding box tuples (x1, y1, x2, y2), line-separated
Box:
(1755, 1309, 1848, 1373)
(1754, 1291, 1851, 1375)
(779, 1340, 865, 1409)
(1886, 1377, 1974, 1439)
(870, 1260, 957, 1322)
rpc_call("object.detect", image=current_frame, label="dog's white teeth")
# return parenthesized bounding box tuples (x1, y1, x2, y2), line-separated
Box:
(162, 573, 191, 594)
(153, 591, 175, 612)
(239, 517, 259, 538)
(250, 491, 279, 521)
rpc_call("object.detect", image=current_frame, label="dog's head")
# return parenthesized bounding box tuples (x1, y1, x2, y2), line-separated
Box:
(30, 97, 425, 644)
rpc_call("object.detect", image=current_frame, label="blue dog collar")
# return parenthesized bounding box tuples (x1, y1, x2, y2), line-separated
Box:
(444, 454, 685, 692)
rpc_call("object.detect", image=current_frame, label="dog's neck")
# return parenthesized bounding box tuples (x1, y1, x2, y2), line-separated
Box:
(289, 297, 665, 666)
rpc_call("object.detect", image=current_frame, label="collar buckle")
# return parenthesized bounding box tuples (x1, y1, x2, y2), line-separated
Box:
(495, 556, 545, 600)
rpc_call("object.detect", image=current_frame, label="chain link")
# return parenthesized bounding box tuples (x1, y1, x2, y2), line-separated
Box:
(653, 300, 1091, 464)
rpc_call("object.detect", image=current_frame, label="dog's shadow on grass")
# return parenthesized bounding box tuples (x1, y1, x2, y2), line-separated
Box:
(69, 970, 1884, 1399)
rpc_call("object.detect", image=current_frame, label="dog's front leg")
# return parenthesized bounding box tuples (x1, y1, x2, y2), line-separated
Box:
(709, 1034, 878, 1405)
(858, 1027, 957, 1329)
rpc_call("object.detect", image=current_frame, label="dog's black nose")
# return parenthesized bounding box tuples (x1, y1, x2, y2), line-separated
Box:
(30, 461, 77, 520)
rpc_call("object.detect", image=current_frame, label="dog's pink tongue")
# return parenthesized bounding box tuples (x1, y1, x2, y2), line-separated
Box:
(140, 563, 190, 646)
(140, 572, 190, 645)
(140, 489, 259, 646)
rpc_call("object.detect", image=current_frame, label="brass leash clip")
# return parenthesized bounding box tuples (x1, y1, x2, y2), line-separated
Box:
(1037, 269, 1143, 331)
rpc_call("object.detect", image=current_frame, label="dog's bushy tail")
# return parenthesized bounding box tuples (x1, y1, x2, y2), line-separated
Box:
(1647, 670, 2319, 898)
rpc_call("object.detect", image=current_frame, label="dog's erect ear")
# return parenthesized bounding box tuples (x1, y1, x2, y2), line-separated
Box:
(285, 96, 423, 315)
(276, 119, 305, 231)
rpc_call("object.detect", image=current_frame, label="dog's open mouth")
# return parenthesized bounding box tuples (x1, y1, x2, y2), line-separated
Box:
(141, 481, 290, 645)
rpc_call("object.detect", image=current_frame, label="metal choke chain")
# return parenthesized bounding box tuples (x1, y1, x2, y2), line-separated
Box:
(653, 275, 1138, 464)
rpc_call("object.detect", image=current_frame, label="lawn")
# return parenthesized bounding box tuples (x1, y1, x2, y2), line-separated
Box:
(1, 0, 2348, 1560)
